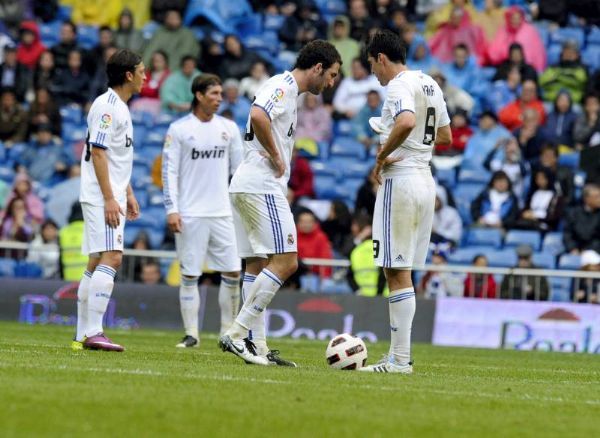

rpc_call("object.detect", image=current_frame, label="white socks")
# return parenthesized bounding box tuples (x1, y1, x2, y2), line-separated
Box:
(228, 269, 282, 341)
(242, 272, 268, 354)
(388, 287, 416, 366)
(180, 276, 200, 339)
(219, 275, 240, 335)
(75, 270, 92, 341)
(85, 265, 116, 337)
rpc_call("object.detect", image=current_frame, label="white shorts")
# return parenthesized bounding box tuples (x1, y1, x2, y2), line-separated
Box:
(230, 192, 297, 258)
(373, 169, 436, 270)
(175, 216, 241, 276)
(81, 202, 126, 255)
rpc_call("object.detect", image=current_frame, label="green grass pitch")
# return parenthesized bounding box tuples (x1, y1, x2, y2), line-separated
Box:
(1, 321, 599, 437)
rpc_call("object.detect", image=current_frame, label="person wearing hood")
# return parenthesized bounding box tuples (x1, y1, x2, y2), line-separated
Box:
(424, 0, 478, 39)
(4, 172, 45, 224)
(407, 34, 438, 73)
(484, 135, 529, 201)
(492, 43, 537, 83)
(540, 41, 588, 104)
(16, 21, 45, 70)
(477, 0, 505, 42)
(431, 186, 462, 246)
(115, 8, 145, 54)
(440, 43, 480, 94)
(279, 0, 327, 52)
(544, 90, 577, 148)
(486, 6, 546, 73)
(462, 110, 510, 170)
(296, 209, 333, 278)
(471, 170, 519, 229)
(142, 9, 199, 72)
(328, 15, 360, 78)
(514, 167, 565, 232)
(429, 6, 487, 65)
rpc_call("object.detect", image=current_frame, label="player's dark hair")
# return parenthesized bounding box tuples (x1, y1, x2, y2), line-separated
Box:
(366, 30, 407, 64)
(191, 73, 221, 108)
(106, 48, 142, 88)
(294, 40, 342, 71)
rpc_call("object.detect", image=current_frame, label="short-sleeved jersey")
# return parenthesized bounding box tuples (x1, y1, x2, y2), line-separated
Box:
(229, 71, 299, 195)
(162, 113, 243, 217)
(380, 70, 450, 176)
(80, 88, 134, 206)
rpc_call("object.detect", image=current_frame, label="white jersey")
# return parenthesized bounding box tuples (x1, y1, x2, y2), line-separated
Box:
(380, 70, 450, 176)
(162, 113, 243, 217)
(80, 88, 133, 206)
(229, 71, 299, 195)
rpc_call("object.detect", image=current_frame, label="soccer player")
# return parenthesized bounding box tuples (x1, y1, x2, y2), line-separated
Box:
(72, 49, 145, 352)
(162, 74, 243, 348)
(359, 30, 452, 373)
(219, 40, 342, 366)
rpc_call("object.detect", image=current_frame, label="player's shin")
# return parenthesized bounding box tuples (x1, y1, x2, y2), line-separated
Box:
(180, 276, 200, 339)
(85, 265, 116, 337)
(75, 270, 92, 341)
(388, 287, 416, 366)
(219, 274, 240, 336)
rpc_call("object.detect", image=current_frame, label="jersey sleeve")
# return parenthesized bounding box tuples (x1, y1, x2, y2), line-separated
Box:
(435, 82, 451, 127)
(385, 79, 416, 121)
(227, 121, 244, 175)
(162, 125, 181, 215)
(87, 103, 115, 149)
(252, 82, 287, 121)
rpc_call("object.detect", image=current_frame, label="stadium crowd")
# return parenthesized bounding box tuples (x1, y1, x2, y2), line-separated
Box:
(0, 0, 600, 302)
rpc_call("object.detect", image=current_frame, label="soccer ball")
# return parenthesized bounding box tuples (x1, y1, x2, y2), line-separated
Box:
(325, 333, 368, 370)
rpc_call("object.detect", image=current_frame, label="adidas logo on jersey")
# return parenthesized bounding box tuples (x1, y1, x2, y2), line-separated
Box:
(191, 146, 226, 160)
(395, 254, 405, 262)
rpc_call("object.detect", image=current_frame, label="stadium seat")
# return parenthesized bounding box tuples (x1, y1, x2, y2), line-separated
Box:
(486, 249, 517, 268)
(532, 252, 556, 269)
(236, 12, 263, 38)
(583, 46, 600, 72)
(588, 26, 600, 46)
(550, 27, 585, 50)
(145, 131, 167, 147)
(558, 254, 581, 270)
(330, 137, 366, 159)
(320, 278, 352, 294)
(154, 113, 177, 129)
(458, 168, 491, 184)
(264, 14, 285, 31)
(310, 161, 339, 177)
(137, 206, 167, 228)
(125, 224, 164, 249)
(334, 120, 353, 137)
(504, 230, 542, 251)
(542, 232, 565, 255)
(465, 228, 502, 248)
(0, 165, 14, 183)
(0, 258, 16, 277)
(315, 183, 350, 201)
(435, 167, 457, 188)
(447, 247, 491, 265)
(549, 277, 572, 302)
(63, 126, 87, 143)
(316, 0, 347, 14)
(341, 162, 371, 179)
(454, 183, 485, 203)
(39, 21, 61, 47)
(341, 177, 363, 197)
(546, 44, 562, 66)
(77, 25, 99, 50)
(327, 156, 361, 171)
(558, 152, 579, 169)
(14, 262, 43, 278)
(314, 174, 337, 192)
(59, 106, 82, 124)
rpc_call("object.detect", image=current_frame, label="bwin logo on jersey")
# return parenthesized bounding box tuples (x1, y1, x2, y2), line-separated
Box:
(191, 146, 226, 160)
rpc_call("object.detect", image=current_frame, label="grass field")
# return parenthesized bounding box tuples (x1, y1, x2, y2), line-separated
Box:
(1, 322, 599, 437)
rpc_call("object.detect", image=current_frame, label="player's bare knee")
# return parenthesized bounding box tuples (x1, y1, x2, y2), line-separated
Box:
(269, 253, 298, 279)
(101, 251, 123, 269)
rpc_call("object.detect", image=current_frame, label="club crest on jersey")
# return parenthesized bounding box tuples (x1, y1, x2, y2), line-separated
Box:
(287, 234, 294, 245)
(271, 88, 284, 102)
(99, 113, 112, 129)
(164, 134, 172, 148)
(221, 131, 229, 142)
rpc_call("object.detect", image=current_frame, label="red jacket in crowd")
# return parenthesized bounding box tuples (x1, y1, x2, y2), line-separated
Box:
(463, 273, 497, 298)
(297, 223, 333, 277)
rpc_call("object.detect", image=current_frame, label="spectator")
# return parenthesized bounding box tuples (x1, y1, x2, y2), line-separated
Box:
(27, 219, 60, 279)
(32, 0, 58, 23)
(114, 8, 145, 54)
(574, 93, 600, 150)
(355, 166, 378, 217)
(296, 209, 333, 278)
(0, 46, 29, 101)
(486, 6, 547, 73)
(219, 34, 265, 81)
(572, 250, 600, 304)
(407, 35, 438, 73)
(18, 124, 69, 184)
(0, 0, 29, 38)
(288, 147, 315, 201)
(71, 0, 122, 28)
(130, 230, 154, 282)
(321, 200, 353, 257)
(514, 167, 564, 232)
(27, 87, 61, 138)
(539, 41, 588, 104)
(487, 65, 521, 114)
(140, 259, 163, 285)
(439, 109, 472, 155)
(544, 90, 576, 149)
(440, 43, 479, 94)
(484, 136, 528, 200)
(6, 172, 44, 224)
(419, 248, 463, 298)
(492, 43, 537, 82)
(239, 61, 270, 101)
(32, 50, 56, 92)
(431, 186, 463, 246)
(16, 21, 45, 70)
(279, 0, 327, 52)
(477, 0, 505, 42)
(58, 202, 86, 281)
(514, 108, 547, 162)
(471, 170, 519, 229)
(348, 0, 378, 43)
(385, 5, 410, 34)
(0, 196, 34, 254)
(429, 6, 486, 65)
(52, 49, 90, 107)
(463, 254, 497, 298)
(498, 79, 546, 132)
(88, 45, 118, 105)
(160, 55, 200, 113)
(532, 143, 575, 205)
(143, 9, 199, 72)
(150, 0, 187, 24)
(333, 57, 382, 119)
(328, 15, 360, 79)
(500, 244, 549, 300)
(134, 49, 169, 115)
(563, 184, 600, 255)
(218, 79, 251, 127)
(296, 93, 332, 143)
(45, 164, 81, 228)
(198, 36, 223, 75)
(429, 67, 474, 115)
(0, 88, 27, 145)
(348, 213, 381, 296)
(462, 110, 510, 170)
(424, 0, 478, 39)
(51, 21, 84, 73)
(90, 26, 115, 69)
(353, 90, 382, 150)
(0, 22, 13, 64)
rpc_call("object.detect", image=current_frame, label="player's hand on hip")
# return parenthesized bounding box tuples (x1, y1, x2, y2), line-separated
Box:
(105, 198, 124, 229)
(260, 151, 286, 178)
(126, 195, 140, 221)
(167, 213, 183, 233)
